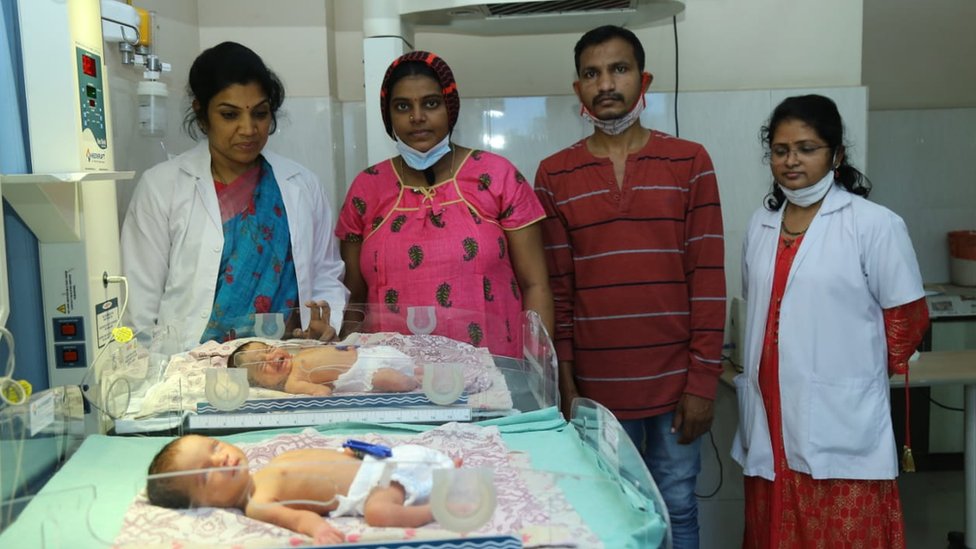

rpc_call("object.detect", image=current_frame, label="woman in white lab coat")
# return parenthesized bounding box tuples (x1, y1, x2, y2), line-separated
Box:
(121, 42, 346, 349)
(733, 95, 929, 548)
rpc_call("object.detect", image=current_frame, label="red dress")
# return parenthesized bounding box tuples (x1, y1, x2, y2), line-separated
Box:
(742, 234, 926, 549)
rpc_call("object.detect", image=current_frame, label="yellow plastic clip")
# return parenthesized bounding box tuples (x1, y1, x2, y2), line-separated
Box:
(3, 379, 32, 404)
(113, 326, 134, 343)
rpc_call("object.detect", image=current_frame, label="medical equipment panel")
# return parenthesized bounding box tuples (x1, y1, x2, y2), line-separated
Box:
(17, 0, 113, 171)
(3, 0, 133, 389)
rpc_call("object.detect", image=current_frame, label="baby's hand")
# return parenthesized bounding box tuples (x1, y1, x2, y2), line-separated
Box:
(312, 520, 344, 544)
(311, 385, 333, 397)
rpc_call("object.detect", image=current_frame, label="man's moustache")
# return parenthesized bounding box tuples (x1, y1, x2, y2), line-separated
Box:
(594, 93, 624, 105)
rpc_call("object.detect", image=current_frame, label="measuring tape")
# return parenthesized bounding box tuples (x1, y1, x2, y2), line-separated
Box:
(187, 406, 472, 431)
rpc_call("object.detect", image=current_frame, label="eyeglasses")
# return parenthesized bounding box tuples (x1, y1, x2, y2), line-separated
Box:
(770, 144, 831, 162)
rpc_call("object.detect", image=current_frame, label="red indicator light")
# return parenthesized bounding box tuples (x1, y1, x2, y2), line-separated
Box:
(82, 54, 97, 77)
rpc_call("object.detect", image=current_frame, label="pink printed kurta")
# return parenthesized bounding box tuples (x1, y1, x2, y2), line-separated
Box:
(337, 149, 545, 357)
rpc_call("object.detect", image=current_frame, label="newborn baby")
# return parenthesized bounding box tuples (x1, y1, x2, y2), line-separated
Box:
(147, 435, 459, 544)
(230, 342, 420, 396)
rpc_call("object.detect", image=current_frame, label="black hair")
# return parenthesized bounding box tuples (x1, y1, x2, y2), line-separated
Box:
(146, 437, 191, 509)
(385, 61, 440, 100)
(760, 94, 871, 211)
(183, 41, 286, 139)
(574, 25, 646, 75)
(229, 341, 263, 386)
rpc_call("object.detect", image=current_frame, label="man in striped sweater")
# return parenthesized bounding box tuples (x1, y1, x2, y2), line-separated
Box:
(534, 25, 726, 549)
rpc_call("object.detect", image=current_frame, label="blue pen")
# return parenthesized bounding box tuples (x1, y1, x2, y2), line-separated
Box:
(343, 439, 392, 459)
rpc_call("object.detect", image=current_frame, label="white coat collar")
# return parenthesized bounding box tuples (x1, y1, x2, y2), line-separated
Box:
(178, 140, 303, 182)
(760, 183, 854, 295)
(180, 140, 215, 181)
(180, 140, 304, 231)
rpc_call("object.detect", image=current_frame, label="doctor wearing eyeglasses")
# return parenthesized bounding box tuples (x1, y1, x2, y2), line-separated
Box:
(733, 95, 929, 548)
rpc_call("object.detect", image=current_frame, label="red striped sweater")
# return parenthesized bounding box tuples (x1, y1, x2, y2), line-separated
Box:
(534, 131, 726, 419)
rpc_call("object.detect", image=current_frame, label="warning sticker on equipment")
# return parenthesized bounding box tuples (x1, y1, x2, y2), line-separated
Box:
(95, 297, 119, 348)
(62, 270, 77, 314)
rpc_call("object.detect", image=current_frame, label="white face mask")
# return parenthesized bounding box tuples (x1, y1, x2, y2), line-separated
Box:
(579, 95, 646, 136)
(394, 132, 452, 171)
(778, 168, 835, 207)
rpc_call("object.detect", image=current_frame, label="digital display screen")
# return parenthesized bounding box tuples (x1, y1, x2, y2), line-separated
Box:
(82, 54, 97, 77)
(86, 84, 97, 99)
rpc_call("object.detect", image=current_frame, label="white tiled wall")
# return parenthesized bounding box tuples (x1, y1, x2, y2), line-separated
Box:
(868, 108, 976, 284)
(265, 97, 347, 214)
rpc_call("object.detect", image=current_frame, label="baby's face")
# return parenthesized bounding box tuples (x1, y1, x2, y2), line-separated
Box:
(175, 435, 251, 508)
(238, 342, 293, 389)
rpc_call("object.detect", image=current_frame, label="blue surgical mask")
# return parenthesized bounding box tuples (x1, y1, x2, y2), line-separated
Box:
(395, 132, 452, 170)
(778, 168, 835, 207)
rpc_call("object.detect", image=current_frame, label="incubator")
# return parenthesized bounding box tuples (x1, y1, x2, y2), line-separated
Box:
(0, 403, 669, 548)
(81, 303, 558, 434)
(0, 302, 671, 548)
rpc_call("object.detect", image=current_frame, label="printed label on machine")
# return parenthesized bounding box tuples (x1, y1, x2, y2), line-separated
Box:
(95, 297, 119, 348)
(60, 269, 77, 314)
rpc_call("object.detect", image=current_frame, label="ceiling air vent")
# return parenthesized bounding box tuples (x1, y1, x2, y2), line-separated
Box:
(400, 0, 684, 35)
(486, 1, 636, 16)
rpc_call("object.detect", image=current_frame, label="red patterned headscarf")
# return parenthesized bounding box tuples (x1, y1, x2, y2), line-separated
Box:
(380, 50, 459, 139)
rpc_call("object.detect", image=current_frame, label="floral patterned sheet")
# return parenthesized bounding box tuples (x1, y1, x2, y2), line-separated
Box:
(132, 333, 511, 420)
(114, 423, 600, 548)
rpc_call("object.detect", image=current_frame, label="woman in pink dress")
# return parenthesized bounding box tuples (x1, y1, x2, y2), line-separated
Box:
(336, 51, 553, 357)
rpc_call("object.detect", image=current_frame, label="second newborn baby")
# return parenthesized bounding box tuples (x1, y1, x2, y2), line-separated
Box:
(230, 343, 420, 397)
